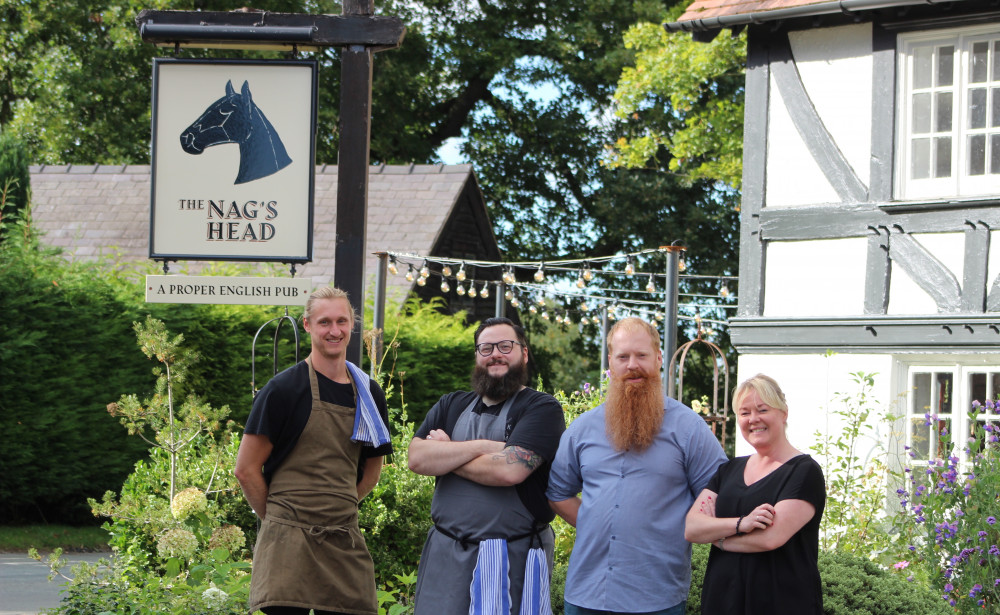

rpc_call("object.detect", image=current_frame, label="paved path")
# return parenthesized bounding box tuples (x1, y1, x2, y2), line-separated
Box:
(0, 552, 108, 615)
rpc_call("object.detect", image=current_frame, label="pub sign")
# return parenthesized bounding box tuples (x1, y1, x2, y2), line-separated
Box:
(149, 59, 317, 263)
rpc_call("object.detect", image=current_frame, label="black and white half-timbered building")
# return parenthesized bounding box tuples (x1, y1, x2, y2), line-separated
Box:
(668, 0, 1000, 463)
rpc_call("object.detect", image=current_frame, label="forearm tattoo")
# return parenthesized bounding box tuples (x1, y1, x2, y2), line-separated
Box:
(494, 445, 542, 470)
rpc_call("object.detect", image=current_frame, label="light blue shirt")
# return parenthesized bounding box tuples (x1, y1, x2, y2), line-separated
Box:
(546, 397, 726, 612)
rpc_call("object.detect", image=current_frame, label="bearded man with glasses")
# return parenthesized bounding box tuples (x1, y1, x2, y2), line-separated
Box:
(409, 317, 566, 615)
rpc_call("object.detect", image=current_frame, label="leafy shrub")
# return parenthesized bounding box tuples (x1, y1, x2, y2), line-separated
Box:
(891, 399, 1000, 612)
(0, 131, 30, 242)
(819, 551, 952, 615)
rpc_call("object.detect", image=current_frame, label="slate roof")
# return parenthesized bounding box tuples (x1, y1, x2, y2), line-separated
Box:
(29, 164, 502, 309)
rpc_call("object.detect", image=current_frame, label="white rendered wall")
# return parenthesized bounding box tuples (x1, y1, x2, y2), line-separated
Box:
(886, 232, 965, 315)
(765, 24, 873, 208)
(734, 353, 897, 460)
(763, 237, 868, 316)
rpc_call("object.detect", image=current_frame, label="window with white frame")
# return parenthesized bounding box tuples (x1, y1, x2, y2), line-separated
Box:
(897, 26, 1000, 200)
(905, 364, 1000, 466)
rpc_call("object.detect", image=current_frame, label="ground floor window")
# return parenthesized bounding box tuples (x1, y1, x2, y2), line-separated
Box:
(904, 363, 1000, 466)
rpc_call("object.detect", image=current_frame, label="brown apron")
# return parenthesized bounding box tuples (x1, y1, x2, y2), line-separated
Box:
(249, 357, 377, 615)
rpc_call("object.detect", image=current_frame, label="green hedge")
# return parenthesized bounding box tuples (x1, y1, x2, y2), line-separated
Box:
(0, 235, 475, 524)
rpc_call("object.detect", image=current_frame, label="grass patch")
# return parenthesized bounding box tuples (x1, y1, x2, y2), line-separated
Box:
(0, 525, 110, 553)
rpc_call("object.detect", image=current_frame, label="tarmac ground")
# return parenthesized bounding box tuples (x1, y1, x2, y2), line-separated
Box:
(0, 552, 108, 615)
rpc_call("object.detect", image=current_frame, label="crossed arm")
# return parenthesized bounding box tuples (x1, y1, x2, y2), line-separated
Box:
(408, 429, 543, 487)
(684, 488, 816, 553)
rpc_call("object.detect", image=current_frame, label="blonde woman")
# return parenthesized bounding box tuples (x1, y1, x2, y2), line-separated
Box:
(684, 374, 826, 614)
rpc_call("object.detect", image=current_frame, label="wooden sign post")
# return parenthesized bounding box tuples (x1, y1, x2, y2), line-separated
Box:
(137, 7, 406, 364)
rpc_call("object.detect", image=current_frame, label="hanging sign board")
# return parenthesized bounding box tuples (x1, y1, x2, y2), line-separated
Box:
(149, 58, 317, 263)
(145, 275, 312, 306)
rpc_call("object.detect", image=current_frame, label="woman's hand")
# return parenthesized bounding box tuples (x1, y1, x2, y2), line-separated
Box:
(737, 503, 776, 534)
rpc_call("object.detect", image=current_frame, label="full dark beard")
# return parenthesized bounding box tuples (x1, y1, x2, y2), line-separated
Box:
(605, 370, 665, 452)
(471, 359, 529, 401)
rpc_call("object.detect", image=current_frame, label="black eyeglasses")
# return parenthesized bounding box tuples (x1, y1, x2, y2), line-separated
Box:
(475, 340, 523, 356)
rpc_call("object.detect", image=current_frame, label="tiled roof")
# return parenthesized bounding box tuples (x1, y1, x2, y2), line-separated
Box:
(669, 0, 967, 31)
(29, 164, 498, 304)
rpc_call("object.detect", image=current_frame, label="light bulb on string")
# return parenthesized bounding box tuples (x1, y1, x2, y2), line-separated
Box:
(536, 295, 545, 306)
(645, 273, 656, 294)
(564, 314, 573, 326)
(534, 263, 545, 282)
(405, 265, 415, 282)
(440, 279, 450, 293)
(502, 268, 515, 284)
(388, 256, 398, 276)
(580, 301, 589, 312)
(442, 264, 453, 277)
(419, 260, 429, 279)
(654, 311, 664, 321)
(582, 262, 593, 282)
(607, 308, 617, 321)
(591, 315, 600, 325)
(457, 263, 467, 282)
(719, 283, 730, 298)
(468, 284, 477, 298)
(576, 273, 586, 289)
(416, 275, 426, 287)
(505, 289, 513, 301)
(529, 304, 538, 314)
(480, 282, 490, 298)
(678, 256, 687, 273)
(555, 314, 564, 324)
(624, 255, 635, 277)
(510, 296, 520, 308)
(541, 311, 549, 320)
(456, 283, 466, 296)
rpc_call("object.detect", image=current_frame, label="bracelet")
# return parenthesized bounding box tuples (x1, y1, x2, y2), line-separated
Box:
(736, 515, 747, 536)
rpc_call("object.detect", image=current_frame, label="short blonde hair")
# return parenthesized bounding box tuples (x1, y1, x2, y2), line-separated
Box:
(303, 286, 359, 325)
(733, 373, 788, 415)
(607, 317, 660, 354)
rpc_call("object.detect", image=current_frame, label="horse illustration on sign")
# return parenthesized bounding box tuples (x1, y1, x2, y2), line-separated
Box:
(180, 80, 292, 185)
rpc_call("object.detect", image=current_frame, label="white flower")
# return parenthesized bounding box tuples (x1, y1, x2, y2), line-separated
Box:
(156, 528, 198, 559)
(170, 487, 207, 520)
(202, 583, 229, 608)
(208, 524, 246, 553)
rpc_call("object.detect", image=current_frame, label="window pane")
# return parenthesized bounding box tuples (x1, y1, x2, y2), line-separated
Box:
(992, 87, 1000, 128)
(935, 137, 952, 178)
(991, 135, 1000, 174)
(969, 88, 987, 129)
(913, 92, 932, 133)
(910, 418, 930, 458)
(970, 372, 987, 403)
(936, 91, 953, 131)
(994, 41, 1000, 81)
(971, 41, 989, 82)
(914, 372, 932, 413)
(914, 46, 933, 88)
(969, 134, 986, 175)
(936, 417, 952, 457)
(936, 372, 954, 414)
(992, 373, 1000, 400)
(937, 45, 954, 87)
(912, 138, 931, 179)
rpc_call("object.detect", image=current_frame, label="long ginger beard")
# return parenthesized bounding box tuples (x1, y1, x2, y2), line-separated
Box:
(605, 369, 665, 452)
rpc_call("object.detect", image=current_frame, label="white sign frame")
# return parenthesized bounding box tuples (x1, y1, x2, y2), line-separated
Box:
(149, 58, 317, 263)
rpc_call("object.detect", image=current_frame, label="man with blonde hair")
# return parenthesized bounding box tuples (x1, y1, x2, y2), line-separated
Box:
(547, 317, 726, 615)
(235, 286, 391, 615)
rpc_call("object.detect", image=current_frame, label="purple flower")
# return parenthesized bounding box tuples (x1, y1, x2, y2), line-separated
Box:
(969, 584, 983, 598)
(945, 583, 954, 592)
(990, 545, 1000, 557)
(988, 516, 997, 525)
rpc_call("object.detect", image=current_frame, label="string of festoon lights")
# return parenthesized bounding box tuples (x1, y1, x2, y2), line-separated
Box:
(383, 248, 736, 337)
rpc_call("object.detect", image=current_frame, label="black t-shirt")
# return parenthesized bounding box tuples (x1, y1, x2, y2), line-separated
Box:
(414, 388, 566, 523)
(244, 360, 393, 484)
(701, 454, 826, 615)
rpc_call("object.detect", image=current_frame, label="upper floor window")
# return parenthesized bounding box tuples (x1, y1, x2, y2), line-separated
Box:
(897, 26, 1000, 200)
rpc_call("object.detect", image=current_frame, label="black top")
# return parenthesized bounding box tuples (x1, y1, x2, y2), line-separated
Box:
(245, 360, 393, 484)
(415, 389, 566, 523)
(701, 454, 826, 615)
